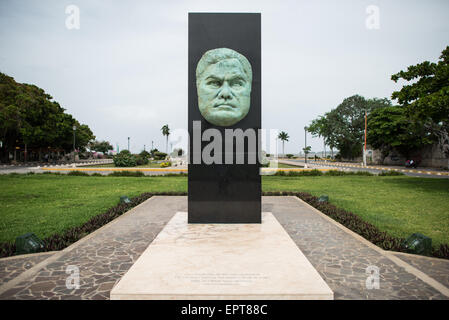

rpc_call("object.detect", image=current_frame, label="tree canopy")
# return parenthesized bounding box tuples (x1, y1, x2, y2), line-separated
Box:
(88, 140, 113, 154)
(308, 95, 391, 159)
(367, 106, 434, 159)
(391, 46, 449, 159)
(0, 73, 95, 162)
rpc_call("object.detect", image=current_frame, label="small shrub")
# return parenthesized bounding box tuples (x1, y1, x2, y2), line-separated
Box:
(163, 172, 188, 177)
(378, 170, 404, 176)
(286, 154, 294, 159)
(139, 150, 151, 158)
(154, 151, 168, 160)
(67, 171, 89, 176)
(135, 155, 149, 166)
(108, 171, 145, 177)
(432, 244, 449, 259)
(91, 173, 103, 177)
(0, 242, 15, 258)
(274, 169, 323, 177)
(113, 151, 137, 167)
(324, 170, 346, 176)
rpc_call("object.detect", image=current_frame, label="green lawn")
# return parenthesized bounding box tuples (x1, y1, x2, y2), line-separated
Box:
(263, 176, 449, 247)
(0, 174, 186, 243)
(277, 163, 303, 168)
(0, 174, 448, 248)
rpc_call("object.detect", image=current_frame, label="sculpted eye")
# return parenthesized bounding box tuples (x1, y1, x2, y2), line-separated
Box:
(206, 80, 221, 88)
(231, 80, 245, 88)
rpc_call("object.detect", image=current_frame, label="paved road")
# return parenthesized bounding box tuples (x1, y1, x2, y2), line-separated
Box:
(0, 160, 114, 175)
(0, 164, 186, 176)
(283, 159, 449, 179)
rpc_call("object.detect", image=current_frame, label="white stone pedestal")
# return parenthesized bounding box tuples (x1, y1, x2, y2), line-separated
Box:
(110, 212, 333, 300)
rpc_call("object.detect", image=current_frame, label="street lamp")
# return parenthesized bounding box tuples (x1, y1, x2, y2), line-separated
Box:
(304, 126, 308, 165)
(73, 125, 77, 162)
(128, 137, 130, 151)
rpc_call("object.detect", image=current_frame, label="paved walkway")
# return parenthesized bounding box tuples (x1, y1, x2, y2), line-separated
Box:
(0, 252, 54, 287)
(0, 196, 448, 300)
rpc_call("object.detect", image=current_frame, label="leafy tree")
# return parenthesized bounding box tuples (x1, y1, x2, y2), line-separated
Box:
(367, 106, 434, 162)
(89, 140, 113, 154)
(308, 95, 391, 159)
(149, 148, 159, 158)
(161, 124, 170, 153)
(277, 131, 289, 156)
(0, 73, 95, 162)
(391, 46, 449, 164)
(307, 115, 337, 157)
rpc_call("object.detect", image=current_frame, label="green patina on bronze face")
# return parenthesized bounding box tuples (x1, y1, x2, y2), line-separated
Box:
(196, 48, 252, 127)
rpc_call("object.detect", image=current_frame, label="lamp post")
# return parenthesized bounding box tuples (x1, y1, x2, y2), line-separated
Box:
(128, 137, 130, 151)
(304, 126, 308, 165)
(323, 138, 326, 159)
(73, 125, 76, 162)
(363, 110, 367, 166)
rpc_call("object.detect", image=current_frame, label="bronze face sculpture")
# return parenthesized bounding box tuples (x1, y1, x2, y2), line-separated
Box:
(196, 48, 252, 127)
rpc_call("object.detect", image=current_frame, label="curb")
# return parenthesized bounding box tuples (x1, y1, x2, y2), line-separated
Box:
(313, 161, 449, 176)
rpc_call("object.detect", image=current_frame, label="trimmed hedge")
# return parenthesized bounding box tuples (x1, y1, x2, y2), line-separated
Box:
(108, 171, 145, 177)
(272, 169, 404, 177)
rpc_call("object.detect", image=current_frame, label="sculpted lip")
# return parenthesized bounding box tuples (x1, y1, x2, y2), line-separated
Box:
(213, 104, 236, 109)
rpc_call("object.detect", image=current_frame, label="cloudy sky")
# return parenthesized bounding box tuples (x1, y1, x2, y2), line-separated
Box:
(1, 0, 448, 154)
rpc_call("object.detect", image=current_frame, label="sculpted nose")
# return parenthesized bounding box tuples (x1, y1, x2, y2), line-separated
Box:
(218, 83, 232, 100)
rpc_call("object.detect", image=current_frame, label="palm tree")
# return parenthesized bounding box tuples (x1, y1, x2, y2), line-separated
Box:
(161, 124, 170, 153)
(278, 131, 289, 156)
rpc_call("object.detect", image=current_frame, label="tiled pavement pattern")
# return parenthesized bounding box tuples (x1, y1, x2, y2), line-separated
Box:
(0, 196, 447, 300)
(392, 252, 449, 289)
(0, 252, 54, 287)
(0, 197, 185, 300)
(264, 197, 447, 300)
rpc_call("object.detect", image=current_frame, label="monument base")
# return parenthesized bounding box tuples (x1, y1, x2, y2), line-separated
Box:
(110, 212, 333, 300)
